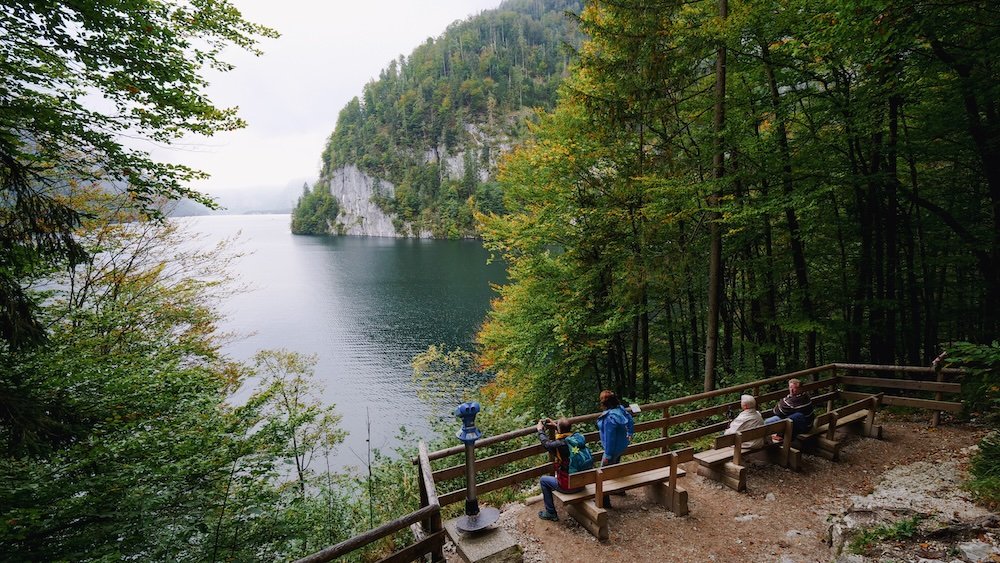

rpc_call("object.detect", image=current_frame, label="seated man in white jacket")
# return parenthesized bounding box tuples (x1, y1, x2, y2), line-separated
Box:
(723, 394, 765, 449)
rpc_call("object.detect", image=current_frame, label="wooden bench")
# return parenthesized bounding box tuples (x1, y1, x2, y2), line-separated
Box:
(796, 392, 883, 461)
(693, 418, 802, 492)
(551, 448, 693, 541)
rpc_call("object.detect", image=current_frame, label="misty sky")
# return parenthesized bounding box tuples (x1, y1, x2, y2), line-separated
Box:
(152, 0, 502, 198)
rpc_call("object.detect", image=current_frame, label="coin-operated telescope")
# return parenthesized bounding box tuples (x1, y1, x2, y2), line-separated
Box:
(454, 402, 499, 532)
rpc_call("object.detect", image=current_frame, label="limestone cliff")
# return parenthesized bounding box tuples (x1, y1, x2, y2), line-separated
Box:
(325, 123, 510, 238)
(324, 165, 422, 237)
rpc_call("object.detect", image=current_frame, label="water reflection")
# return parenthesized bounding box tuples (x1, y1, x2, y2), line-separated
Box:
(176, 214, 504, 469)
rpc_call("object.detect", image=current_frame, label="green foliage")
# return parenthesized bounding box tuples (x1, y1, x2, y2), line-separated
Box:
(318, 0, 583, 237)
(0, 0, 276, 349)
(291, 183, 341, 235)
(949, 343, 1000, 509)
(947, 341, 1000, 425)
(848, 516, 923, 555)
(249, 350, 346, 496)
(964, 431, 1000, 510)
(0, 200, 362, 561)
(476, 0, 1000, 406)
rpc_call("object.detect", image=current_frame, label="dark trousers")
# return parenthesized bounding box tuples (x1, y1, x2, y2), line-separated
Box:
(539, 475, 582, 514)
(765, 411, 811, 435)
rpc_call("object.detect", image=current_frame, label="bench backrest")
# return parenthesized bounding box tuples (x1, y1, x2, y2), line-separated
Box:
(814, 392, 882, 428)
(565, 448, 694, 489)
(714, 417, 789, 449)
(712, 418, 793, 466)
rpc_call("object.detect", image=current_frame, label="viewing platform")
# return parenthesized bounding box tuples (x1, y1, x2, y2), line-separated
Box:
(294, 363, 994, 562)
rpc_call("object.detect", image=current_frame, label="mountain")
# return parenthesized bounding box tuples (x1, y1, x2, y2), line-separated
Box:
(294, 0, 584, 237)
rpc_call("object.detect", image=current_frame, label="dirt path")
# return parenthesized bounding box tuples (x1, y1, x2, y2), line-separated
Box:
(474, 415, 989, 563)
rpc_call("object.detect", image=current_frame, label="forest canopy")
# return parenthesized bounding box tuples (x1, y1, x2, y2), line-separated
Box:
(477, 0, 1000, 410)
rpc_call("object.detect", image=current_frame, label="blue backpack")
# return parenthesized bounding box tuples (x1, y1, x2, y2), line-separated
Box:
(564, 432, 594, 473)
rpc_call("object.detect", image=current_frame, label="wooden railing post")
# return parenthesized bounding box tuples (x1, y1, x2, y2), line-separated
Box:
(418, 452, 430, 533)
(417, 441, 444, 563)
(827, 367, 836, 413)
(660, 408, 670, 454)
(733, 432, 743, 466)
(932, 360, 945, 427)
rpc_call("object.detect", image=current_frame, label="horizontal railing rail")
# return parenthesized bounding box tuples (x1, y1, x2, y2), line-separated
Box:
(423, 363, 966, 507)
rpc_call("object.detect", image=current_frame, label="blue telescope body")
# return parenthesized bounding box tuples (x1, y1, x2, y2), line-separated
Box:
(455, 402, 482, 444)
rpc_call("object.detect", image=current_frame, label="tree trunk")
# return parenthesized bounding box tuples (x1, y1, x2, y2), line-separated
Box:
(704, 0, 728, 391)
(760, 39, 816, 367)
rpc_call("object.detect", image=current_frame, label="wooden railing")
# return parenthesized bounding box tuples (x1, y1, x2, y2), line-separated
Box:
(301, 362, 964, 561)
(294, 443, 444, 563)
(424, 363, 965, 508)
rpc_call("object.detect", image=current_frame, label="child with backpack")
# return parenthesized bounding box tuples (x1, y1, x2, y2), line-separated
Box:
(536, 417, 594, 521)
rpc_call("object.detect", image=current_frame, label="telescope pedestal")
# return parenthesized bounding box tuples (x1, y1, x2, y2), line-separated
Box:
(444, 517, 522, 563)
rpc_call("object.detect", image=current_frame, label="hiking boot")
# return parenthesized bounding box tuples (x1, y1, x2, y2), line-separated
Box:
(537, 510, 559, 521)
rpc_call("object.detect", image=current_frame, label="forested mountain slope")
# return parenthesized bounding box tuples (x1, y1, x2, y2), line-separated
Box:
(293, 0, 584, 236)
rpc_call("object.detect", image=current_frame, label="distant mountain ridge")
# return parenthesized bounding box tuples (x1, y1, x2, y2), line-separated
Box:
(293, 0, 584, 237)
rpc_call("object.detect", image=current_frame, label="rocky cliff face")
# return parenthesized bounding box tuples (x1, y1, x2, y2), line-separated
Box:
(325, 123, 510, 238)
(325, 165, 398, 237)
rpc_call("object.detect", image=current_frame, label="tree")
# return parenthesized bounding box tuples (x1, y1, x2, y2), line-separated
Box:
(0, 0, 277, 349)
(250, 350, 345, 498)
(291, 183, 341, 235)
(317, 0, 585, 237)
(477, 0, 1000, 412)
(0, 191, 355, 561)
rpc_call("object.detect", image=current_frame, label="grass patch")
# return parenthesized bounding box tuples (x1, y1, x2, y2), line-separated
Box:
(848, 516, 923, 554)
(964, 431, 1000, 510)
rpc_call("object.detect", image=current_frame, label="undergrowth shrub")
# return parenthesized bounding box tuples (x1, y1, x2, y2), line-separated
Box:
(947, 341, 1000, 510)
(948, 341, 1000, 425)
(964, 431, 1000, 510)
(848, 516, 923, 554)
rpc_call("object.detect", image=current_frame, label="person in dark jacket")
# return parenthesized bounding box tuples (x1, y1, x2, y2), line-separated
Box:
(764, 378, 814, 437)
(536, 417, 583, 521)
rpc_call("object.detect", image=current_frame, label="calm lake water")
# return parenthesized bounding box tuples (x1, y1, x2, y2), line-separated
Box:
(174, 214, 505, 469)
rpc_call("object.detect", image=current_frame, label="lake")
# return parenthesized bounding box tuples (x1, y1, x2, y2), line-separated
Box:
(175, 214, 505, 470)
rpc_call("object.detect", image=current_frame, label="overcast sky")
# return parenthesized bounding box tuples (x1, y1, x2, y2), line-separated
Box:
(154, 0, 502, 197)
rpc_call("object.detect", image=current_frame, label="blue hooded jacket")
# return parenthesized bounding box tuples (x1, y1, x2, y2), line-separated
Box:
(597, 405, 635, 461)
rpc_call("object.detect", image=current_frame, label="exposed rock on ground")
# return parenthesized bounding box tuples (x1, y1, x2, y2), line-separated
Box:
(828, 451, 999, 562)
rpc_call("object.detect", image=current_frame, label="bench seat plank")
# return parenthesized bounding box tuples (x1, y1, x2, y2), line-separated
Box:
(798, 409, 869, 440)
(694, 446, 742, 466)
(553, 466, 687, 505)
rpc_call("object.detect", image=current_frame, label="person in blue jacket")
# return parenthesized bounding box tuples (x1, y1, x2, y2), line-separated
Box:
(596, 390, 634, 507)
